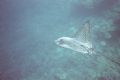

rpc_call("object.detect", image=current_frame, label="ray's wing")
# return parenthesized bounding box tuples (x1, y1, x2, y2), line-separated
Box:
(73, 20, 91, 43)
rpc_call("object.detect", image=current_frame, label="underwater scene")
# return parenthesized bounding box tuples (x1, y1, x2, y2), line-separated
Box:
(0, 0, 120, 80)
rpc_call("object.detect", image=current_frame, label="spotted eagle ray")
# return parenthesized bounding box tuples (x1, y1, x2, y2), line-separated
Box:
(55, 21, 95, 54)
(55, 21, 120, 70)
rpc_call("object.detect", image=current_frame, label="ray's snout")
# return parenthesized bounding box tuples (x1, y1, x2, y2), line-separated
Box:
(55, 38, 65, 45)
(55, 39, 60, 45)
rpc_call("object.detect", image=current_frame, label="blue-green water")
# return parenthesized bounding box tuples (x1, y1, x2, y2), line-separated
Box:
(0, 0, 120, 80)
